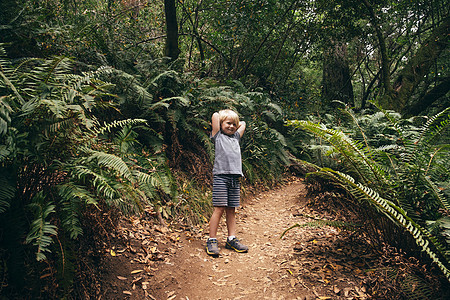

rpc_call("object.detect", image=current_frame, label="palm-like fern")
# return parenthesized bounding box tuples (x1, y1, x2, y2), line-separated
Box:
(288, 106, 450, 282)
(25, 192, 58, 261)
(0, 49, 175, 265)
(281, 217, 360, 238)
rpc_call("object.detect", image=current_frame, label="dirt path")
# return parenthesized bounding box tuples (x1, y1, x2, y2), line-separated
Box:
(148, 179, 313, 300)
(101, 178, 375, 299)
(143, 178, 373, 300)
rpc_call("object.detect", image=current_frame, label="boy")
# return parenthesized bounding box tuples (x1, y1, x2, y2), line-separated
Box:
(206, 109, 248, 257)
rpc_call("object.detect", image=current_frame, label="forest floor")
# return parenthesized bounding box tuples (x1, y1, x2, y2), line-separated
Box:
(92, 177, 437, 300)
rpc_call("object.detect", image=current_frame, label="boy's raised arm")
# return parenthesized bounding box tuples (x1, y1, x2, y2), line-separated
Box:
(211, 112, 220, 137)
(237, 120, 246, 138)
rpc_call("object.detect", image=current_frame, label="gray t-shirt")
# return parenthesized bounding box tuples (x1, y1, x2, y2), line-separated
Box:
(211, 131, 243, 176)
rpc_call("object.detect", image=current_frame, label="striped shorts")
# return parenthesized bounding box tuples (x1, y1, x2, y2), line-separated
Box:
(212, 174, 241, 207)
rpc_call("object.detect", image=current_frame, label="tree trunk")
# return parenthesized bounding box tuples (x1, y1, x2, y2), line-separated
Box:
(363, 0, 449, 114)
(0, 0, 41, 58)
(164, 0, 180, 60)
(322, 41, 354, 107)
(403, 77, 450, 116)
(397, 17, 449, 115)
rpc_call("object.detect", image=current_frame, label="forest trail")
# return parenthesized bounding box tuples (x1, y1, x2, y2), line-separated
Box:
(101, 178, 376, 299)
(149, 179, 315, 300)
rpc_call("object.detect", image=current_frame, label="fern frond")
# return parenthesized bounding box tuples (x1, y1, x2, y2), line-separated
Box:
(289, 120, 388, 190)
(58, 182, 98, 207)
(87, 150, 134, 182)
(0, 96, 14, 135)
(25, 192, 58, 261)
(400, 272, 435, 300)
(423, 175, 450, 211)
(417, 107, 450, 146)
(134, 164, 172, 195)
(115, 182, 146, 214)
(0, 176, 14, 213)
(134, 171, 158, 198)
(0, 66, 25, 105)
(281, 219, 360, 238)
(58, 183, 100, 239)
(147, 70, 181, 88)
(157, 96, 190, 108)
(326, 169, 450, 281)
(72, 165, 118, 199)
(113, 125, 140, 154)
(94, 118, 147, 135)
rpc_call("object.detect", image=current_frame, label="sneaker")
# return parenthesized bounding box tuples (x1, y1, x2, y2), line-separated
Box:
(225, 237, 248, 253)
(206, 238, 219, 257)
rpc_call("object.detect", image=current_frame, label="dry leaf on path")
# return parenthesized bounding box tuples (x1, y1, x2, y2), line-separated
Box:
(333, 286, 341, 294)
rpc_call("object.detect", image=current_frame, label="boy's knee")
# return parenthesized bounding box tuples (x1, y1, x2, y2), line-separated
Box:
(225, 207, 236, 213)
(214, 206, 226, 213)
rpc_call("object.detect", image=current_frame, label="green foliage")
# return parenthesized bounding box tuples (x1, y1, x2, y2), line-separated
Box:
(378, 267, 437, 300)
(288, 106, 450, 282)
(25, 192, 58, 261)
(108, 55, 292, 186)
(0, 49, 175, 296)
(281, 218, 360, 238)
(187, 81, 291, 184)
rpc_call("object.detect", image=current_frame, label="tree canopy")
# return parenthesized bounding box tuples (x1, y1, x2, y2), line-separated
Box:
(1, 0, 449, 298)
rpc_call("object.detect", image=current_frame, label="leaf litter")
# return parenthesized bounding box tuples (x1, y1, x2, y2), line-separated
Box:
(88, 177, 447, 299)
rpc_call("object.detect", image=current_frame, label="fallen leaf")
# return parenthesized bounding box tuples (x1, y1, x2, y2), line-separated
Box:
(110, 249, 116, 256)
(333, 286, 341, 294)
(117, 276, 127, 280)
(167, 291, 176, 297)
(123, 291, 132, 295)
(131, 269, 143, 274)
(344, 288, 352, 297)
(132, 276, 142, 284)
(290, 278, 296, 288)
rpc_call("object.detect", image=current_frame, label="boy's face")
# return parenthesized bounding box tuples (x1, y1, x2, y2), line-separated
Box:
(221, 117, 237, 136)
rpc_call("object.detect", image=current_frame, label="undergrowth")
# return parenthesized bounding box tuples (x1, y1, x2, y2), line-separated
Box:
(287, 102, 450, 298)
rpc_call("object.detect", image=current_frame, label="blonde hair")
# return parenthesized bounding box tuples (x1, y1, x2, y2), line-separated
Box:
(218, 109, 239, 126)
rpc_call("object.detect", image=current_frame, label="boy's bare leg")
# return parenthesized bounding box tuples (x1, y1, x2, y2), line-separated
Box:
(209, 207, 225, 238)
(225, 207, 236, 237)
(224, 207, 248, 252)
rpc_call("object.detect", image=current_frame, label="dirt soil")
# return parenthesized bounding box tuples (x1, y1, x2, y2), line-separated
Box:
(96, 178, 399, 300)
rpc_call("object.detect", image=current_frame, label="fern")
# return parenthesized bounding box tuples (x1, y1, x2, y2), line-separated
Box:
(289, 107, 450, 282)
(0, 176, 14, 213)
(288, 119, 389, 191)
(25, 192, 58, 261)
(308, 166, 450, 280)
(94, 118, 147, 135)
(87, 150, 134, 182)
(57, 183, 98, 239)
